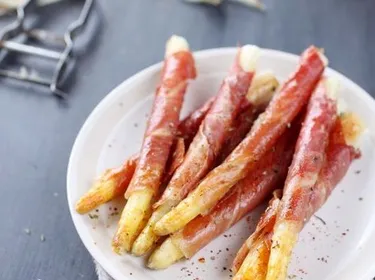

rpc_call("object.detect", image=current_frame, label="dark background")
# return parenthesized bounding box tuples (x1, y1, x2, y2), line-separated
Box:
(0, 0, 373, 279)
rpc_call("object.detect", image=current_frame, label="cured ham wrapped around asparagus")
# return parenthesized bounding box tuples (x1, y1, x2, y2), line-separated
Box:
(132, 72, 279, 256)
(112, 35, 196, 253)
(147, 124, 298, 269)
(74, 92, 214, 215)
(303, 118, 360, 223)
(266, 77, 339, 280)
(74, 73, 276, 216)
(232, 191, 281, 279)
(74, 71, 275, 215)
(75, 154, 138, 214)
(233, 115, 360, 280)
(154, 46, 328, 236)
(154, 45, 260, 209)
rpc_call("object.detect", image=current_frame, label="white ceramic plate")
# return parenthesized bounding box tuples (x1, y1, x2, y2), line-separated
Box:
(67, 48, 375, 280)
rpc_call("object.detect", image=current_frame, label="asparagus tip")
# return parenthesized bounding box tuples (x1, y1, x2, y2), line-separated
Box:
(166, 35, 189, 57)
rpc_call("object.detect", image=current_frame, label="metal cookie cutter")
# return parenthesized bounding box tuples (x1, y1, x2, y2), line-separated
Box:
(0, 0, 94, 98)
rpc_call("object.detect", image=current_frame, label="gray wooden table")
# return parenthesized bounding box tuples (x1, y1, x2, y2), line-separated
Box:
(0, 1, 374, 279)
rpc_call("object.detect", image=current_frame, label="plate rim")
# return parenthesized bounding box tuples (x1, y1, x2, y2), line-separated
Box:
(67, 47, 375, 280)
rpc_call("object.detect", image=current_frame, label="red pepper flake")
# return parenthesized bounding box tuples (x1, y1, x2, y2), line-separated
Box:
(198, 257, 205, 263)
